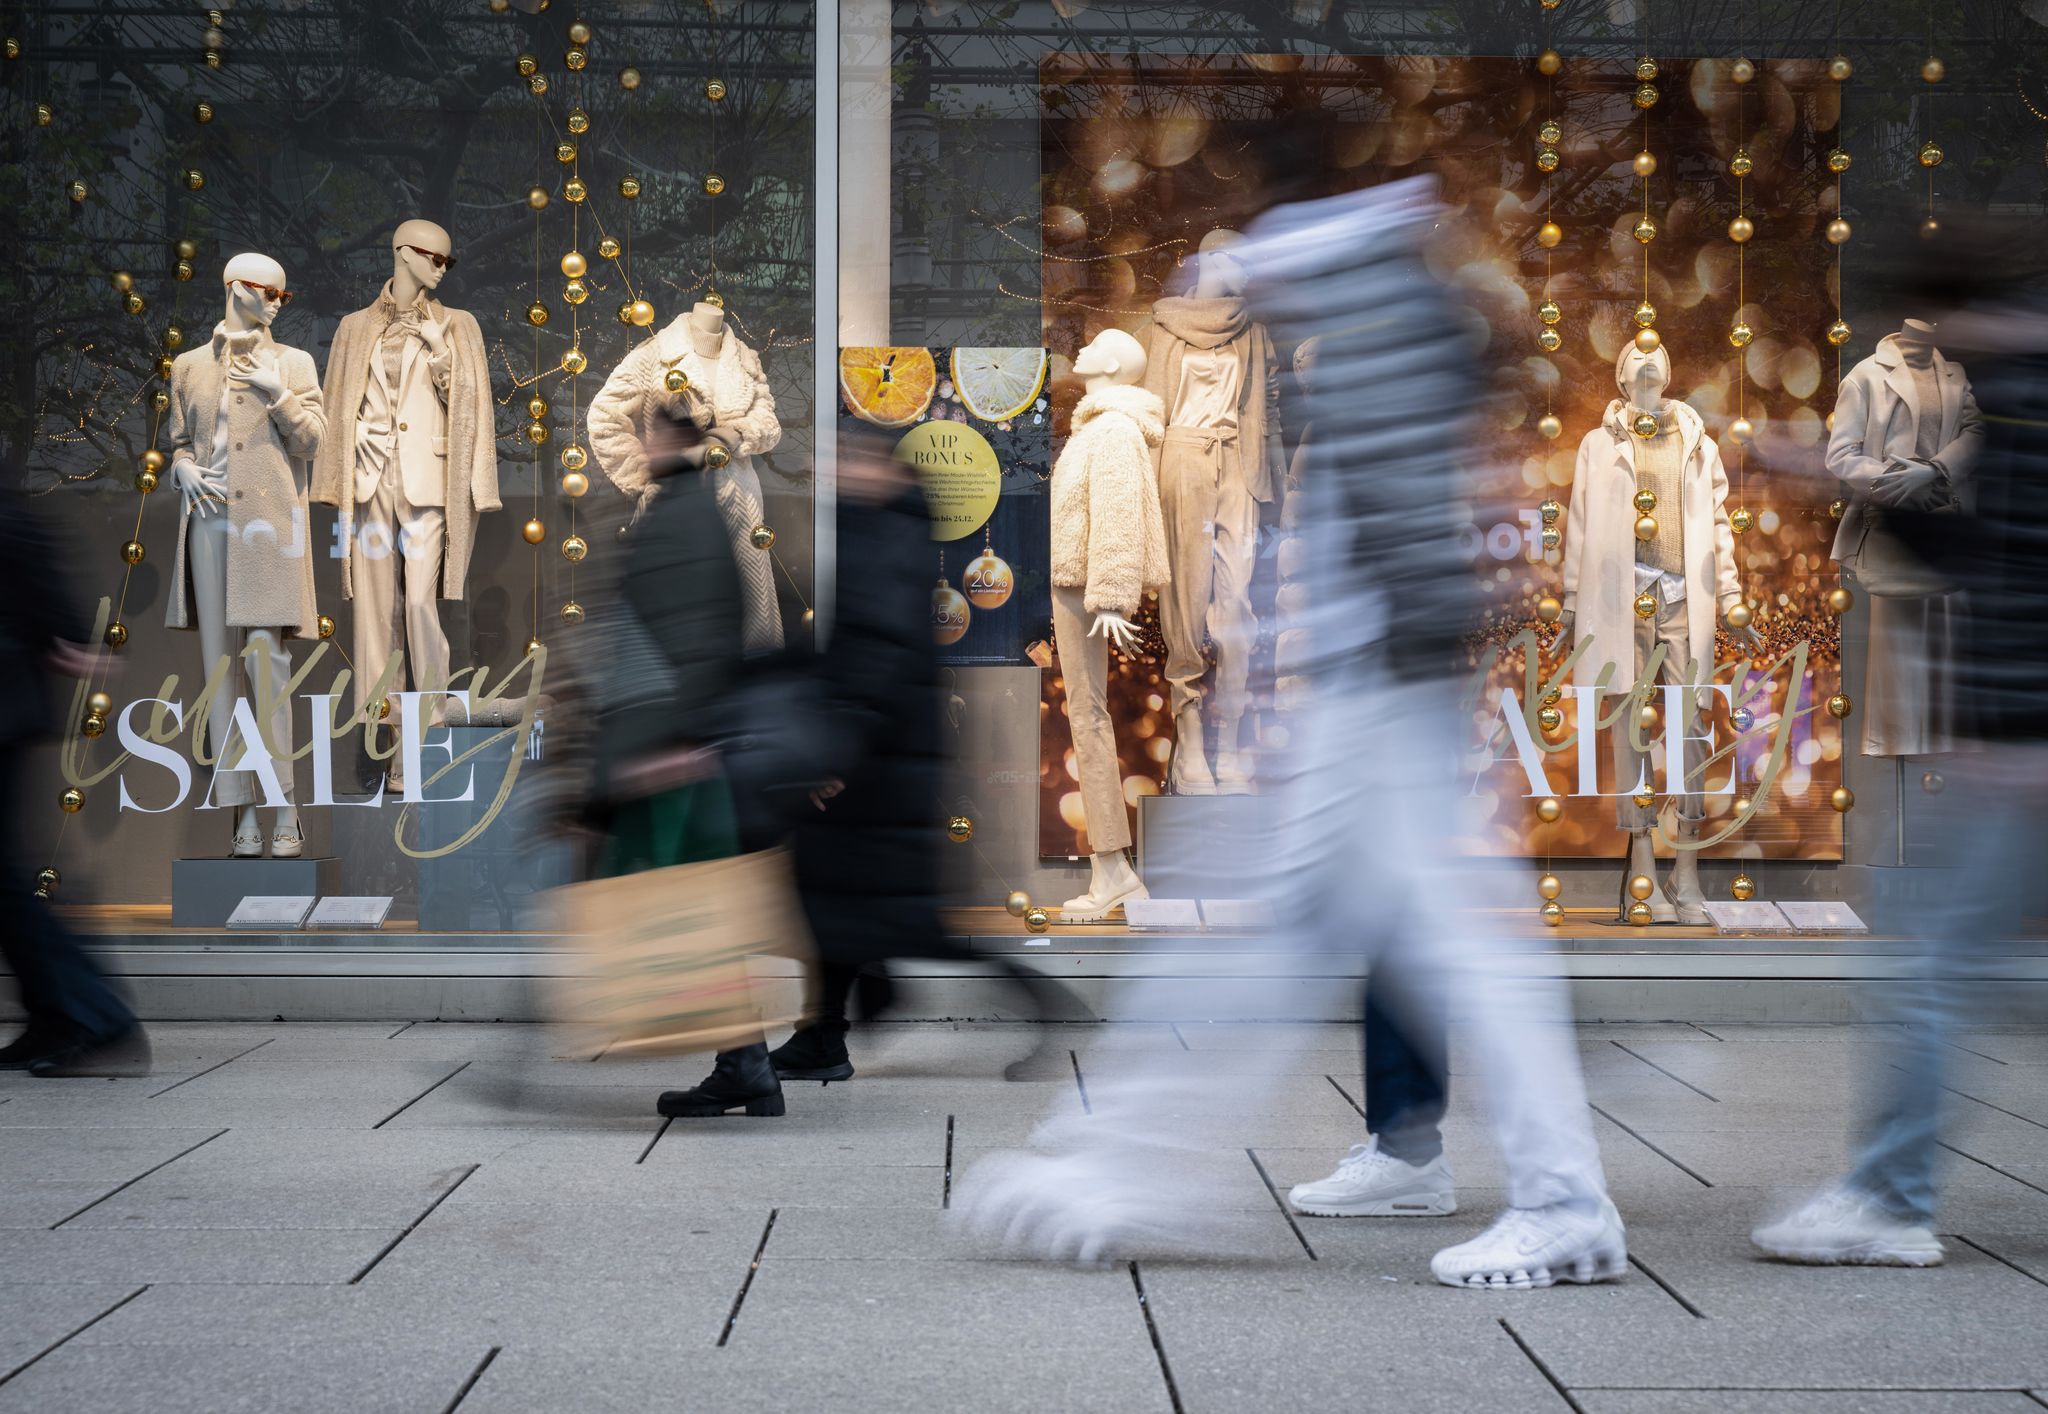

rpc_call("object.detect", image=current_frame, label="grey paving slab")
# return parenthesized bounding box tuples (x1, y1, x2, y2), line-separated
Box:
(0, 1339, 491, 1414)
(0, 1227, 402, 1284)
(61, 1167, 468, 1231)
(0, 1181, 121, 1229)
(647, 1112, 950, 1167)
(0, 1283, 142, 1380)
(0, 1126, 224, 1182)
(765, 1203, 1310, 1265)
(454, 1156, 944, 1208)
(360, 1199, 767, 1285)
(1577, 1395, 2046, 1413)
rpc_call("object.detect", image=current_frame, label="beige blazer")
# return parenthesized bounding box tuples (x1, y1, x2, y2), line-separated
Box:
(1825, 336, 1982, 568)
(164, 326, 324, 637)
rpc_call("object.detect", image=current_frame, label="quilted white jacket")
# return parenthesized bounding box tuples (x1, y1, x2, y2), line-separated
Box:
(1050, 383, 1171, 616)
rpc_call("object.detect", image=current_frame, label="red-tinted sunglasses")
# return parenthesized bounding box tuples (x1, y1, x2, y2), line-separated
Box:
(400, 244, 458, 271)
(234, 279, 294, 306)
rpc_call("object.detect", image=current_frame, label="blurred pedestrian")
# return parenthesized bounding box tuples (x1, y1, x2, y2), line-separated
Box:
(1754, 227, 2048, 1266)
(0, 474, 149, 1077)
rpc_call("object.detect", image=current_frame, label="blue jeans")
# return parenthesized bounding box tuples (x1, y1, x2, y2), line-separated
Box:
(1364, 975, 1447, 1164)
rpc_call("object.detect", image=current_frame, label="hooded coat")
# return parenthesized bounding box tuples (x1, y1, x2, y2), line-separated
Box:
(1142, 295, 1284, 504)
(1049, 382, 1172, 617)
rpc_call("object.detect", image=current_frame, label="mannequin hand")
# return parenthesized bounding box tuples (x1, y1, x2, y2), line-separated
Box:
(229, 351, 286, 402)
(173, 458, 228, 517)
(1869, 460, 1939, 507)
(1727, 622, 1765, 653)
(1088, 611, 1141, 653)
(418, 315, 449, 359)
(1551, 610, 1574, 647)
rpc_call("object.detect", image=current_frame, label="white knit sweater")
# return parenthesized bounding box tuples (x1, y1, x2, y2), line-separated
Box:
(1050, 383, 1171, 616)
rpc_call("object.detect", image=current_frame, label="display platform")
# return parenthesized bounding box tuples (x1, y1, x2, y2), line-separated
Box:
(170, 857, 341, 928)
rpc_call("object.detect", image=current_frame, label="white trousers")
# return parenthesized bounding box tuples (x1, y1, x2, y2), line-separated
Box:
(186, 511, 295, 809)
(352, 473, 449, 728)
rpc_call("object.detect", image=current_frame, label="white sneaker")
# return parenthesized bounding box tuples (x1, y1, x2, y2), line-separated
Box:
(1751, 1184, 1945, 1267)
(1430, 1197, 1628, 1290)
(1288, 1138, 1456, 1217)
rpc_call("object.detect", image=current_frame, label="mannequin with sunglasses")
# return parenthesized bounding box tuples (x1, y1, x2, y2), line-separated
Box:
(313, 219, 502, 788)
(165, 253, 326, 857)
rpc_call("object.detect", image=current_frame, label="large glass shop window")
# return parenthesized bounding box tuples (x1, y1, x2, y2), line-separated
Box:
(9, 2, 817, 934)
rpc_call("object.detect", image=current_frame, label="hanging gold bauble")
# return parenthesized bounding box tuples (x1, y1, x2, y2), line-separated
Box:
(174, 260, 194, 282)
(1730, 148, 1754, 177)
(1632, 488, 1657, 515)
(618, 175, 642, 199)
(561, 471, 589, 498)
(175, 238, 198, 260)
(960, 548, 1013, 609)
(664, 367, 690, 393)
(1628, 873, 1655, 902)
(527, 187, 549, 210)
(1633, 591, 1658, 620)
(749, 524, 777, 551)
(122, 291, 146, 315)
(1829, 498, 1847, 520)
(1632, 412, 1659, 439)
(1632, 150, 1657, 178)
(628, 299, 655, 327)
(1535, 147, 1560, 173)
(1540, 900, 1565, 927)
(567, 107, 590, 134)
(1828, 587, 1854, 614)
(526, 301, 550, 326)
(561, 250, 587, 279)
(1729, 415, 1755, 443)
(555, 140, 577, 165)
(560, 444, 588, 471)
(1540, 526, 1562, 552)
(36, 867, 60, 895)
(568, 20, 593, 44)
(527, 395, 549, 420)
(932, 577, 971, 645)
(1537, 299, 1562, 326)
(1005, 890, 1031, 918)
(1830, 787, 1855, 813)
(1826, 218, 1852, 245)
(1728, 322, 1754, 349)
(1537, 873, 1564, 901)
(1536, 49, 1561, 76)
(67, 179, 88, 203)
(1536, 796, 1563, 823)
(120, 540, 145, 565)
(86, 689, 113, 717)
(1731, 57, 1756, 84)
(564, 47, 587, 72)
(563, 178, 586, 202)
(181, 168, 205, 191)
(1633, 215, 1657, 244)
(1826, 692, 1853, 719)
(1730, 507, 1754, 535)
(317, 613, 336, 640)
(1921, 56, 1946, 83)
(1637, 700, 1661, 733)
(705, 445, 731, 471)
(1540, 497, 1563, 524)
(525, 420, 550, 444)
(1537, 414, 1563, 440)
(1922, 771, 1944, 794)
(35, 101, 52, 126)
(802, 609, 815, 627)
(1918, 140, 1944, 168)
(1633, 83, 1659, 110)
(620, 66, 642, 90)
(1826, 147, 1852, 174)
(561, 534, 588, 563)
(560, 600, 585, 624)
(702, 173, 725, 196)
(81, 712, 104, 740)
(1725, 602, 1754, 629)
(598, 237, 620, 260)
(705, 77, 728, 101)
(1622, 899, 1651, 925)
(111, 270, 135, 293)
(529, 74, 549, 95)
(1536, 221, 1563, 249)
(1826, 319, 1852, 347)
(150, 390, 170, 411)
(1634, 301, 1658, 329)
(516, 52, 539, 76)
(1728, 215, 1754, 243)
(617, 302, 637, 325)
(1538, 119, 1563, 146)
(140, 448, 166, 476)
(135, 470, 158, 494)
(1828, 55, 1852, 82)
(1536, 595, 1563, 624)
(1537, 328, 1562, 353)
(1633, 789, 1656, 808)
(104, 621, 128, 648)
(1731, 873, 1756, 901)
(1538, 706, 1564, 734)
(58, 788, 84, 814)
(526, 637, 545, 657)
(522, 518, 546, 545)
(1025, 906, 1051, 934)
(163, 326, 184, 350)
(1921, 217, 1941, 238)
(563, 279, 588, 305)
(947, 815, 974, 843)
(375, 696, 392, 721)
(562, 347, 588, 374)
(1635, 57, 1659, 82)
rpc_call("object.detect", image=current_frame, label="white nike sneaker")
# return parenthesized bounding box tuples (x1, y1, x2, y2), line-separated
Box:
(1751, 1184, 1945, 1267)
(1287, 1138, 1457, 1217)
(1430, 1197, 1628, 1290)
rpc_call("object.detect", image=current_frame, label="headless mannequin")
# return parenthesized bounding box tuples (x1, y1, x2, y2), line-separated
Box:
(170, 258, 304, 856)
(675, 302, 727, 466)
(1060, 328, 1151, 916)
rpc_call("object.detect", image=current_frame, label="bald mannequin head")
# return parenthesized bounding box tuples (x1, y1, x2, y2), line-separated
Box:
(221, 252, 288, 329)
(1073, 327, 1147, 390)
(1615, 341, 1672, 410)
(392, 218, 453, 298)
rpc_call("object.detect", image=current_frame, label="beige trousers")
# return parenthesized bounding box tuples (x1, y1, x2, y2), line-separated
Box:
(187, 511, 295, 808)
(1052, 585, 1129, 853)
(1611, 595, 1710, 830)
(1158, 427, 1260, 730)
(352, 472, 449, 727)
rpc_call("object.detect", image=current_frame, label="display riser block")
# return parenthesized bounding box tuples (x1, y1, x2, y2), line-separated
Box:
(415, 725, 573, 932)
(170, 857, 340, 928)
(1136, 795, 1280, 901)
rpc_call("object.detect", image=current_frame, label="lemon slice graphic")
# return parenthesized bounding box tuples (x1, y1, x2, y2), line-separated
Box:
(839, 346, 938, 427)
(950, 347, 1048, 424)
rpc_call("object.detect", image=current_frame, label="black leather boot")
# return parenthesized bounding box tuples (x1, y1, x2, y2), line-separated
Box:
(768, 1023, 854, 1082)
(657, 1042, 786, 1118)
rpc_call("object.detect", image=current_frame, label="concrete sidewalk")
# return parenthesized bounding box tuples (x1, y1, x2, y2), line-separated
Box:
(3, 1020, 2047, 1412)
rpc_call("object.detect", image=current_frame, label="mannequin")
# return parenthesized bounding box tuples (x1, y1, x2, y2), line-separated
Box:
(1559, 342, 1756, 923)
(1143, 230, 1284, 794)
(1825, 318, 1982, 756)
(165, 254, 325, 857)
(588, 299, 783, 651)
(311, 219, 501, 786)
(1049, 328, 1171, 919)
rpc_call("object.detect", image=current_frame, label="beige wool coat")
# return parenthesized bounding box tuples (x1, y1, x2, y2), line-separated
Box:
(164, 325, 325, 638)
(1825, 335, 1982, 571)
(310, 289, 501, 600)
(1049, 383, 1171, 617)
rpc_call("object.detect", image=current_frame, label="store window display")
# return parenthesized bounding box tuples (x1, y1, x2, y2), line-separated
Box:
(1826, 319, 1983, 758)
(164, 253, 325, 859)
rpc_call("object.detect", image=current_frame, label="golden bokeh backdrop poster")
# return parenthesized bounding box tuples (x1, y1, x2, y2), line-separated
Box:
(1037, 54, 1846, 862)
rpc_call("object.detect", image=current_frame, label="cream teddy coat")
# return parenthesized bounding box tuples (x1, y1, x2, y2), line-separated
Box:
(1050, 383, 1171, 617)
(588, 319, 783, 650)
